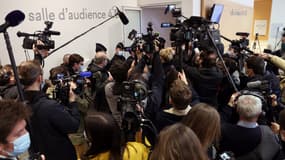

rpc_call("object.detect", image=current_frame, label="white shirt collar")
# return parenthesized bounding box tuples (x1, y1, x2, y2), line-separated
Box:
(164, 105, 191, 116)
(237, 120, 258, 128)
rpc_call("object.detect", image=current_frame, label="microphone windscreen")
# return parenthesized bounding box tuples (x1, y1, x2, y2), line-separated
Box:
(117, 7, 129, 25)
(5, 10, 25, 27)
(247, 81, 262, 88)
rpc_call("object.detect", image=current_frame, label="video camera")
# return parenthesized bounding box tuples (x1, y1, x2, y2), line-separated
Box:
(229, 32, 250, 53)
(52, 71, 91, 105)
(0, 67, 12, 86)
(117, 80, 150, 141)
(17, 21, 60, 50)
(126, 22, 164, 54)
(162, 15, 221, 50)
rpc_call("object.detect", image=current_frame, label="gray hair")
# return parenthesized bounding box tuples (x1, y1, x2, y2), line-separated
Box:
(236, 95, 262, 119)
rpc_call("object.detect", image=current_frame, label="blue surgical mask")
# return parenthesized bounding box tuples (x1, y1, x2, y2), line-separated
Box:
(5, 132, 31, 157)
(80, 65, 84, 72)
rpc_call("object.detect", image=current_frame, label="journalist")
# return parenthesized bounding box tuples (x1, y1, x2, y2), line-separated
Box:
(183, 48, 224, 108)
(18, 60, 80, 160)
(219, 93, 279, 159)
(87, 50, 113, 111)
(0, 65, 19, 99)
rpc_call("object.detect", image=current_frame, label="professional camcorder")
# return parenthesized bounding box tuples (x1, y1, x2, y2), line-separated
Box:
(126, 22, 165, 54)
(17, 21, 60, 50)
(117, 80, 151, 141)
(162, 16, 221, 48)
(52, 71, 91, 105)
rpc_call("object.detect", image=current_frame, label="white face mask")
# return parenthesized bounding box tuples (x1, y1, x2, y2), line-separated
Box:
(118, 51, 124, 56)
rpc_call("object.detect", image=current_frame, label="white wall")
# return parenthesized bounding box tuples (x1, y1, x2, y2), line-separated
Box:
(0, 0, 137, 78)
(122, 0, 138, 7)
(141, 8, 176, 47)
(227, 0, 254, 7)
(138, 0, 201, 17)
(268, 0, 285, 50)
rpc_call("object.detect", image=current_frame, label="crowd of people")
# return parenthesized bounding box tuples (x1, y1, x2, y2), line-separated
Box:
(2, 34, 285, 160)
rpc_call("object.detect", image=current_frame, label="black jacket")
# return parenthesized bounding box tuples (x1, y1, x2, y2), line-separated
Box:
(87, 61, 110, 112)
(24, 91, 80, 160)
(154, 111, 185, 133)
(183, 65, 224, 107)
(219, 123, 262, 157)
(0, 84, 19, 99)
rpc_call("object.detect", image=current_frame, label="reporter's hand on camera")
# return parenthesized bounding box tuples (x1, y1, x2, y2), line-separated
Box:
(227, 92, 240, 107)
(257, 52, 270, 60)
(271, 122, 280, 134)
(69, 81, 77, 103)
(33, 40, 49, 58)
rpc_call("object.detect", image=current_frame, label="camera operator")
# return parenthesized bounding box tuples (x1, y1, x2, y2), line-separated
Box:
(219, 92, 280, 159)
(66, 54, 84, 76)
(110, 42, 126, 66)
(105, 60, 129, 126)
(18, 60, 80, 160)
(183, 47, 224, 108)
(33, 40, 50, 66)
(0, 64, 19, 100)
(87, 50, 113, 112)
(242, 56, 281, 123)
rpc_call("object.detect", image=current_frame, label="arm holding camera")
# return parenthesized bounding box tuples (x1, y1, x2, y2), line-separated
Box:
(258, 52, 285, 72)
(220, 92, 240, 124)
(33, 40, 49, 65)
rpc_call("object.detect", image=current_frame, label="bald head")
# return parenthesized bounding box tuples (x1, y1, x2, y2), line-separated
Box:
(95, 51, 108, 65)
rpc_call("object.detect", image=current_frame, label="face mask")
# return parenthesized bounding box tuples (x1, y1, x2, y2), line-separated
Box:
(5, 132, 31, 157)
(281, 43, 285, 52)
(118, 51, 124, 56)
(80, 65, 84, 72)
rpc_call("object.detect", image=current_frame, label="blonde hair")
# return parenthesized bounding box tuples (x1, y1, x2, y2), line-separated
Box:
(159, 47, 174, 63)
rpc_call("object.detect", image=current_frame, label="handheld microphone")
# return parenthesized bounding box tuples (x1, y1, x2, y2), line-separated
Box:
(0, 10, 25, 32)
(116, 7, 129, 25)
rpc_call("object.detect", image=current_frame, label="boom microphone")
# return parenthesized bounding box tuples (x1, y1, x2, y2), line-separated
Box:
(116, 7, 129, 25)
(0, 10, 25, 32)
